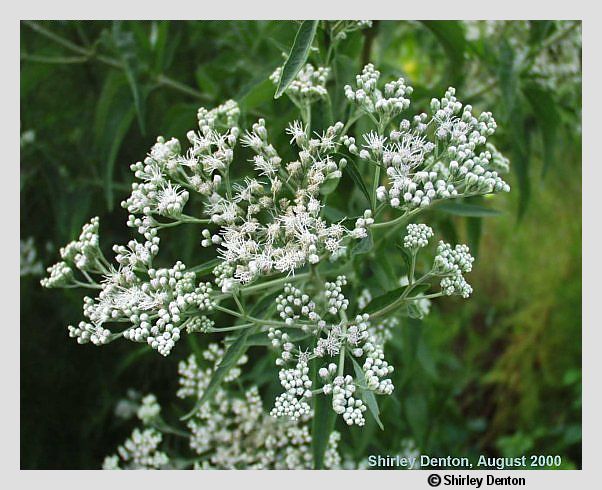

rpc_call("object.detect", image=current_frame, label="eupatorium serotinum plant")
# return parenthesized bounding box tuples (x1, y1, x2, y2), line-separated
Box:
(42, 21, 510, 469)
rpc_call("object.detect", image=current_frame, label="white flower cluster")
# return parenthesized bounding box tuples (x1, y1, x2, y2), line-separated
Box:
(403, 223, 434, 249)
(67, 321, 111, 346)
(276, 284, 317, 326)
(269, 279, 395, 427)
(41, 217, 106, 288)
(103, 428, 169, 470)
(270, 362, 313, 420)
(341, 67, 511, 212)
(345, 63, 412, 120)
(270, 63, 330, 103)
(363, 346, 394, 394)
(212, 115, 353, 285)
(331, 375, 367, 426)
(45, 58, 510, 453)
(103, 341, 342, 469)
(434, 241, 475, 298)
(324, 276, 349, 315)
(42, 218, 216, 356)
(137, 394, 161, 424)
(20, 237, 43, 276)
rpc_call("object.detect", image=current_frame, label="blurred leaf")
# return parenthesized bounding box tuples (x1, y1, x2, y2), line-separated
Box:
(109, 22, 148, 135)
(351, 231, 373, 256)
(93, 72, 136, 210)
(322, 205, 347, 221)
(528, 21, 553, 46)
(466, 217, 482, 258)
(180, 291, 276, 420)
(351, 357, 384, 430)
(319, 176, 340, 195)
(523, 82, 560, 176)
(436, 201, 502, 217)
(274, 20, 319, 98)
(195, 67, 219, 99)
(404, 392, 428, 447)
(416, 336, 438, 378)
(498, 39, 519, 116)
(239, 78, 274, 112)
(345, 158, 372, 206)
(421, 21, 466, 82)
(188, 258, 220, 276)
(362, 283, 430, 315)
(181, 324, 259, 420)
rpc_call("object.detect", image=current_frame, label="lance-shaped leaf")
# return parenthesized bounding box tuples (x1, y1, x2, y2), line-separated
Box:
(274, 21, 319, 99)
(350, 356, 384, 430)
(180, 291, 277, 420)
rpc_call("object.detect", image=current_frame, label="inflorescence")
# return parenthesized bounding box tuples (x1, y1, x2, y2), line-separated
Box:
(43, 60, 509, 459)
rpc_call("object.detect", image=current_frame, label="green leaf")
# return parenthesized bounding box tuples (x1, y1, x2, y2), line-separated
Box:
(93, 72, 136, 210)
(322, 205, 347, 222)
(436, 201, 502, 217)
(421, 21, 466, 83)
(238, 71, 276, 112)
(362, 283, 431, 316)
(466, 217, 482, 258)
(110, 22, 148, 135)
(350, 357, 384, 430)
(417, 336, 438, 379)
(528, 20, 553, 46)
(188, 258, 221, 276)
(404, 392, 428, 447)
(319, 176, 340, 195)
(345, 158, 372, 206)
(181, 323, 259, 420)
(407, 302, 425, 319)
(351, 230, 373, 256)
(363, 286, 406, 315)
(498, 39, 519, 117)
(362, 284, 431, 314)
(180, 291, 277, 420)
(311, 367, 336, 468)
(522, 82, 560, 176)
(274, 20, 319, 99)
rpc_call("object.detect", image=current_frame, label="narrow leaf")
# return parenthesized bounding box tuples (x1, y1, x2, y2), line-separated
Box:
(274, 21, 319, 99)
(93, 73, 136, 210)
(188, 258, 221, 276)
(180, 291, 278, 420)
(311, 367, 336, 468)
(351, 231, 373, 256)
(350, 357, 384, 430)
(436, 201, 502, 217)
(345, 158, 372, 206)
(181, 324, 258, 420)
(522, 82, 560, 176)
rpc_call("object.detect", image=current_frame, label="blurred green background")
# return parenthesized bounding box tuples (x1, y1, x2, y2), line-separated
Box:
(20, 20, 581, 469)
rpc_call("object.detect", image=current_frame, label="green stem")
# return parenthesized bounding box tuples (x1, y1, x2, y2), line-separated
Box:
(409, 251, 418, 285)
(369, 273, 431, 320)
(371, 165, 381, 211)
(337, 310, 348, 376)
(208, 322, 255, 333)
